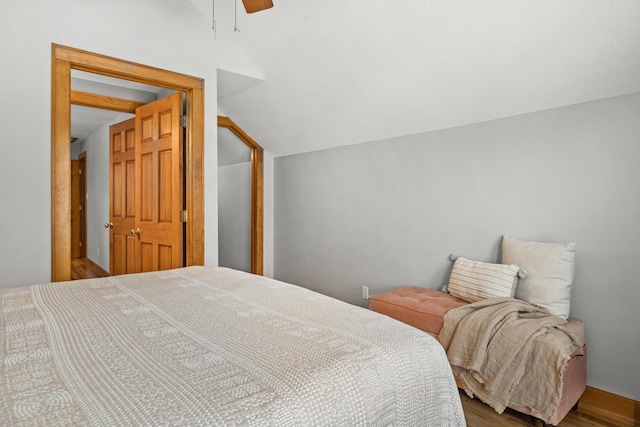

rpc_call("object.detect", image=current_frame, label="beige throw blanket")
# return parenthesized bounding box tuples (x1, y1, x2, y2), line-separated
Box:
(438, 297, 583, 423)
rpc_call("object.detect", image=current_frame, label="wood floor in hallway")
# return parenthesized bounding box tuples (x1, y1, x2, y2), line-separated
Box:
(71, 258, 109, 280)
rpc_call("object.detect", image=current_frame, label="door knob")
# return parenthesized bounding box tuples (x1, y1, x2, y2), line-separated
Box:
(105, 222, 114, 229)
(130, 228, 141, 236)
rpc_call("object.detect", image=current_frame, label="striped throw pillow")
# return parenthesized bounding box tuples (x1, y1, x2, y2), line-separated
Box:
(448, 257, 521, 303)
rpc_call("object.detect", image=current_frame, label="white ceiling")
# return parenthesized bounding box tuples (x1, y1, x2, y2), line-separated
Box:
(203, 0, 640, 157)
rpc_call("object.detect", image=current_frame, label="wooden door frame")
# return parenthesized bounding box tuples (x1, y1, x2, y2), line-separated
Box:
(217, 116, 263, 275)
(70, 159, 80, 259)
(78, 151, 87, 258)
(52, 44, 204, 281)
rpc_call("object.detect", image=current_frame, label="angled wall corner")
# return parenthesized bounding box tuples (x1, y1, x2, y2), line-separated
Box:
(217, 68, 265, 101)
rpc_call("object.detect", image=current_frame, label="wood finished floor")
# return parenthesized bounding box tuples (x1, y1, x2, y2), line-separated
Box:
(70, 258, 109, 281)
(460, 391, 633, 427)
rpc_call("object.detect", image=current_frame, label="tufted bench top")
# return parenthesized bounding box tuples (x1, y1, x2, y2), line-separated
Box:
(368, 286, 469, 336)
(369, 286, 585, 350)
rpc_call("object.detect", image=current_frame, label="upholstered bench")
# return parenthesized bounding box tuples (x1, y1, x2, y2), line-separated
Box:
(369, 286, 587, 426)
(368, 287, 468, 337)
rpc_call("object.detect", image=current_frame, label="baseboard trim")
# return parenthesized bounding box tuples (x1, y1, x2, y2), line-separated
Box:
(579, 386, 639, 426)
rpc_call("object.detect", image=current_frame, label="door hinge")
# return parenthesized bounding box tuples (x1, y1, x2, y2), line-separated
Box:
(180, 115, 187, 128)
(180, 210, 188, 222)
(79, 168, 82, 174)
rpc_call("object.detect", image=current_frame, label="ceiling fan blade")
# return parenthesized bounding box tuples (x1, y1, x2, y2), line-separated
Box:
(242, 0, 273, 13)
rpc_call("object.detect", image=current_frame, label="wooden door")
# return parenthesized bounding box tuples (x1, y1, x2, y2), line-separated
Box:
(70, 160, 81, 259)
(134, 92, 184, 272)
(78, 153, 87, 258)
(109, 118, 137, 276)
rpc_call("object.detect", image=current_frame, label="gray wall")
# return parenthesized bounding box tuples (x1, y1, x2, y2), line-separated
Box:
(274, 92, 640, 400)
(218, 162, 252, 273)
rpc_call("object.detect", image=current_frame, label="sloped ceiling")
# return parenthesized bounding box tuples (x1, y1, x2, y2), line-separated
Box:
(196, 0, 640, 157)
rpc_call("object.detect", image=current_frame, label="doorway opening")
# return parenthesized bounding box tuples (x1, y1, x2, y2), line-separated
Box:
(52, 44, 204, 282)
(70, 72, 186, 279)
(217, 116, 263, 275)
(70, 149, 106, 280)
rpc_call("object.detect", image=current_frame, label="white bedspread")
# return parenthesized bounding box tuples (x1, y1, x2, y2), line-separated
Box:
(1, 266, 465, 426)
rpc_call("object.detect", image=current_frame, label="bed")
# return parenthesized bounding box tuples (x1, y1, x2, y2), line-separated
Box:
(0, 266, 465, 426)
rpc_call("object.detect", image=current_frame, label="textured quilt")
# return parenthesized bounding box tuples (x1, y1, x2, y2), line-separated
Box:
(1, 266, 465, 426)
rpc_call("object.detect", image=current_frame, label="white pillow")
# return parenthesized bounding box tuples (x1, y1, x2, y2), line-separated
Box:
(501, 236, 576, 318)
(448, 257, 522, 303)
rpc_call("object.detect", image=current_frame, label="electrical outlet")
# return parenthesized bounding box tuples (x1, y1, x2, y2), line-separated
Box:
(361, 285, 369, 300)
